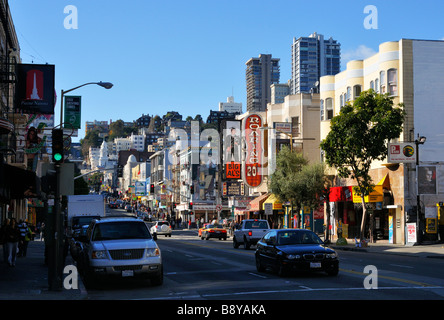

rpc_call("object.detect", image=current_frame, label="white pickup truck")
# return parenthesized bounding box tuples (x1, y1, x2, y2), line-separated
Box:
(233, 219, 270, 250)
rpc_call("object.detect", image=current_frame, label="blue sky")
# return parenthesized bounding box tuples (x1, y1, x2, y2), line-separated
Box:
(9, 0, 444, 142)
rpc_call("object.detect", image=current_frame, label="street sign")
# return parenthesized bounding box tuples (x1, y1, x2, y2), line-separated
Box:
(264, 202, 273, 215)
(64, 95, 81, 129)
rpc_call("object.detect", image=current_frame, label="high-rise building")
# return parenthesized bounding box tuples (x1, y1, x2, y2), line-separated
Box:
(246, 54, 280, 112)
(291, 32, 340, 94)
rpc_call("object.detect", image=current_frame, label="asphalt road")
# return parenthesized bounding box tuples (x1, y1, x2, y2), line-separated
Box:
(82, 226, 444, 301)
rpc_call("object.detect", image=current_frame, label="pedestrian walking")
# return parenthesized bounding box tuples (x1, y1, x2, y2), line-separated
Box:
(0, 219, 10, 263)
(18, 220, 30, 257)
(5, 218, 20, 267)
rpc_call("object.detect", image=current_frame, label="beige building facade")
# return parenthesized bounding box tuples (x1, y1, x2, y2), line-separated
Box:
(320, 39, 444, 244)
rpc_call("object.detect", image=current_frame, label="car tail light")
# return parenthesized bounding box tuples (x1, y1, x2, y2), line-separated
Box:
(248, 231, 252, 236)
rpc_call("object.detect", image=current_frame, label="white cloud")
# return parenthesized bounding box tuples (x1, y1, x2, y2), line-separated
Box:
(341, 45, 377, 69)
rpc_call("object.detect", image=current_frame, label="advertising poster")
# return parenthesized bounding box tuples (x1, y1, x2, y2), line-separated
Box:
(15, 64, 55, 114)
(417, 166, 437, 194)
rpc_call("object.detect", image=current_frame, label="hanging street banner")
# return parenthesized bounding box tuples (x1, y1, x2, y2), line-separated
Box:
(242, 114, 263, 188)
(64, 95, 82, 129)
(15, 64, 55, 114)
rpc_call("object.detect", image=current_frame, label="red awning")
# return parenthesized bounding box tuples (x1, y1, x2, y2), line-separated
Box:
(329, 186, 353, 202)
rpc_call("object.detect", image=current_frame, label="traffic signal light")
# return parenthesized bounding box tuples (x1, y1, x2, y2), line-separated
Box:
(190, 185, 194, 194)
(150, 184, 155, 193)
(52, 129, 64, 164)
(189, 202, 193, 210)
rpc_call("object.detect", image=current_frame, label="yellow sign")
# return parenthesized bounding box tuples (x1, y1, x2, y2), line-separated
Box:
(262, 194, 283, 210)
(353, 185, 383, 203)
(352, 174, 389, 203)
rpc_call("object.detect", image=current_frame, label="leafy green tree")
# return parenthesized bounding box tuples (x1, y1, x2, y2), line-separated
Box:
(269, 146, 328, 227)
(320, 90, 405, 240)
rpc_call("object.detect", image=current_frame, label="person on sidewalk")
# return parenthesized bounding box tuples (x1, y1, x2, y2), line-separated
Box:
(17, 220, 29, 257)
(22, 224, 33, 257)
(5, 218, 20, 267)
(0, 219, 10, 263)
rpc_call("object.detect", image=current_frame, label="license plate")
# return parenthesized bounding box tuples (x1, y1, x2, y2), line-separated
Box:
(310, 262, 321, 268)
(122, 270, 134, 277)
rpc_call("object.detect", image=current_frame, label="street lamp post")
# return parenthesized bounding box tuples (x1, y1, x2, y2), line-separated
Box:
(59, 81, 113, 126)
(49, 81, 113, 291)
(415, 134, 426, 245)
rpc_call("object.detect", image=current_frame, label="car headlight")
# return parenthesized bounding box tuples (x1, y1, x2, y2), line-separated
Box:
(286, 254, 301, 260)
(92, 250, 107, 259)
(146, 248, 160, 257)
(326, 252, 338, 259)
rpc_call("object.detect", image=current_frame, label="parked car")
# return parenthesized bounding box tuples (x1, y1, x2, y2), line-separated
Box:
(200, 224, 227, 240)
(77, 217, 163, 286)
(150, 221, 172, 237)
(255, 229, 339, 277)
(125, 205, 133, 212)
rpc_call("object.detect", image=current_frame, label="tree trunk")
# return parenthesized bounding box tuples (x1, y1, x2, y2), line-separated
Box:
(360, 196, 367, 241)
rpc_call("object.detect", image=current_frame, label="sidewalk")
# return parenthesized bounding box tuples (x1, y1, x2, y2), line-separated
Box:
(331, 239, 444, 259)
(0, 240, 87, 300)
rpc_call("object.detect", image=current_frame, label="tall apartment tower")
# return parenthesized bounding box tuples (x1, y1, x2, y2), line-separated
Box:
(246, 54, 280, 112)
(291, 32, 341, 94)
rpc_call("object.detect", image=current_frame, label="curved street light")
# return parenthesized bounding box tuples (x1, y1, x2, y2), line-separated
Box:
(60, 81, 114, 126)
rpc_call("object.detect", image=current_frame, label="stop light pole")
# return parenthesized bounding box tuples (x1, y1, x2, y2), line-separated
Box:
(48, 129, 64, 290)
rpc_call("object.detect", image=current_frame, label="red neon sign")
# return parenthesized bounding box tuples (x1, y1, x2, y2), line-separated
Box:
(243, 114, 263, 188)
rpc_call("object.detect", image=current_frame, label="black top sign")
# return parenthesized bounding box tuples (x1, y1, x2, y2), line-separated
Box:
(15, 64, 55, 114)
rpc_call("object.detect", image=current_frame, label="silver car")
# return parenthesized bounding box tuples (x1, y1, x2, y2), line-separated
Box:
(150, 220, 172, 237)
(79, 217, 163, 286)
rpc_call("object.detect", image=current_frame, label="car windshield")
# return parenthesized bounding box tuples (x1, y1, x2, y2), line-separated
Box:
(208, 224, 223, 228)
(157, 221, 170, 226)
(92, 221, 152, 241)
(277, 230, 323, 245)
(244, 221, 268, 229)
(72, 216, 99, 227)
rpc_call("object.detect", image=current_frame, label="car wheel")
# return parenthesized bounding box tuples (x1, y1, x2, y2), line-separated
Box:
(243, 237, 250, 250)
(276, 262, 287, 277)
(233, 238, 239, 249)
(326, 266, 339, 276)
(255, 255, 265, 272)
(151, 267, 163, 286)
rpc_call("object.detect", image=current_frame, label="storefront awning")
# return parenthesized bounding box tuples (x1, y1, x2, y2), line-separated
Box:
(352, 174, 390, 203)
(262, 194, 283, 210)
(0, 162, 36, 200)
(249, 193, 270, 211)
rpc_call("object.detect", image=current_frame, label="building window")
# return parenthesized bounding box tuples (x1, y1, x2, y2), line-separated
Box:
(353, 85, 362, 99)
(388, 68, 398, 96)
(380, 71, 386, 94)
(340, 94, 344, 108)
(325, 98, 333, 120)
(375, 79, 379, 93)
(320, 99, 324, 121)
(370, 80, 374, 91)
(346, 87, 351, 101)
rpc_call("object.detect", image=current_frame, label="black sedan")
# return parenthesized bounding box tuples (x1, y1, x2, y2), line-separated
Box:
(255, 229, 339, 277)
